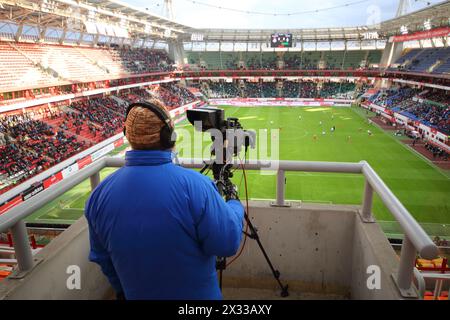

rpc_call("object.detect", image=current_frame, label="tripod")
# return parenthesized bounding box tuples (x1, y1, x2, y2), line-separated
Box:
(200, 160, 289, 298)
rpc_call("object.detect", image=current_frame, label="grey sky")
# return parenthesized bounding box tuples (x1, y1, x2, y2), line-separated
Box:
(126, 0, 446, 29)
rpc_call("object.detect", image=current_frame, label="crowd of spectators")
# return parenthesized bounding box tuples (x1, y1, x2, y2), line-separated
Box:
(203, 80, 357, 99)
(261, 82, 277, 98)
(70, 98, 124, 139)
(369, 86, 449, 134)
(117, 88, 152, 105)
(282, 81, 299, 98)
(0, 112, 86, 193)
(243, 82, 262, 97)
(246, 56, 278, 70)
(204, 82, 240, 98)
(319, 81, 355, 99)
(405, 102, 450, 134)
(283, 54, 322, 70)
(111, 47, 174, 74)
(355, 83, 370, 99)
(0, 82, 199, 194)
(298, 81, 319, 98)
(369, 87, 419, 109)
(419, 90, 449, 105)
(147, 83, 196, 109)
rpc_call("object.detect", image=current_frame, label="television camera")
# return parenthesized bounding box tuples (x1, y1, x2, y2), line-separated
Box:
(187, 107, 256, 198)
(186, 107, 289, 297)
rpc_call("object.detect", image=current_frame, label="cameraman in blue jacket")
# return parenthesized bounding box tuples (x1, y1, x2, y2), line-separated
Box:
(85, 99, 244, 300)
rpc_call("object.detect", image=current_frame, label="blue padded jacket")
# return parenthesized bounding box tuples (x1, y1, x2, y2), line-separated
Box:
(85, 150, 244, 300)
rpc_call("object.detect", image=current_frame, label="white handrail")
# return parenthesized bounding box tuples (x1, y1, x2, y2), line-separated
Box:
(0, 157, 439, 297)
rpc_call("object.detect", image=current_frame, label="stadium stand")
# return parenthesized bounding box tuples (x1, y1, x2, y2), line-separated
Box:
(112, 46, 174, 73)
(319, 81, 356, 99)
(0, 41, 174, 91)
(323, 51, 345, 70)
(185, 50, 383, 70)
(201, 80, 357, 99)
(0, 81, 196, 194)
(300, 51, 322, 70)
(282, 81, 300, 98)
(0, 110, 87, 193)
(242, 82, 262, 98)
(390, 47, 450, 74)
(394, 48, 421, 65)
(147, 83, 197, 109)
(116, 88, 153, 104)
(342, 50, 366, 70)
(261, 82, 277, 97)
(0, 42, 58, 91)
(420, 90, 449, 105)
(69, 98, 124, 140)
(204, 81, 241, 98)
(368, 87, 450, 135)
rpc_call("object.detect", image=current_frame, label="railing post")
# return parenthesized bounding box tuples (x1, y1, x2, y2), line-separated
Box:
(90, 172, 101, 190)
(433, 279, 443, 300)
(393, 235, 419, 298)
(361, 179, 375, 222)
(271, 170, 290, 207)
(10, 220, 34, 272)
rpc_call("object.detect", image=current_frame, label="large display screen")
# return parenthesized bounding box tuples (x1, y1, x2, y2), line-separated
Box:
(270, 33, 293, 48)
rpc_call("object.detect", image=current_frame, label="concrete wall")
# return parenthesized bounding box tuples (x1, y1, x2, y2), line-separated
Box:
(0, 217, 112, 300)
(223, 201, 402, 299)
(350, 215, 402, 299)
(379, 41, 404, 69)
(0, 201, 404, 299)
(224, 201, 357, 297)
(168, 40, 187, 66)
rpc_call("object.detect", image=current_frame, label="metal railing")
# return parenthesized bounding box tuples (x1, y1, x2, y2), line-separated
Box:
(423, 273, 450, 300)
(0, 157, 439, 298)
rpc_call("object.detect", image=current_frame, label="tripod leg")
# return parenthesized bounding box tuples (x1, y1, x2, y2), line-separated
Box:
(245, 213, 289, 297)
(219, 269, 223, 291)
(216, 257, 226, 291)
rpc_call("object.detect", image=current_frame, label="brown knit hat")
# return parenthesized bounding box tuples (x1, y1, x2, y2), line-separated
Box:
(124, 99, 173, 150)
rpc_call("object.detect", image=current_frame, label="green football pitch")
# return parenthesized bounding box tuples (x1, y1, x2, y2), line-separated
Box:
(26, 105, 450, 238)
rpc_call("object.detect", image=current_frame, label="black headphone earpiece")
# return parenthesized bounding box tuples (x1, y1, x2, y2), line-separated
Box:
(123, 101, 176, 149)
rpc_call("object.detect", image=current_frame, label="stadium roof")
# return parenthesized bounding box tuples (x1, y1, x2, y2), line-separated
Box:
(184, 27, 377, 42)
(0, 0, 192, 40)
(378, 1, 450, 36)
(188, 2, 450, 42)
(79, 0, 191, 32)
(0, 0, 448, 43)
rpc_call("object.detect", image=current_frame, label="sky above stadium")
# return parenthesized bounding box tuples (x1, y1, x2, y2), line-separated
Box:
(127, 0, 445, 29)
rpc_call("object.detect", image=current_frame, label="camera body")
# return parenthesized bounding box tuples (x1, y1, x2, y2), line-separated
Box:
(187, 107, 256, 199)
(187, 107, 256, 157)
(187, 107, 224, 131)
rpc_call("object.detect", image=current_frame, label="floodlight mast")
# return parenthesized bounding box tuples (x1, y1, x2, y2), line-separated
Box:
(164, 0, 174, 20)
(396, 0, 411, 17)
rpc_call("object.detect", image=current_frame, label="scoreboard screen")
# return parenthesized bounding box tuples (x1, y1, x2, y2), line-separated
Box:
(270, 33, 293, 48)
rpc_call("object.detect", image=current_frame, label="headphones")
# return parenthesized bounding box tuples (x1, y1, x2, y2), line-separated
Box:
(123, 101, 176, 149)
